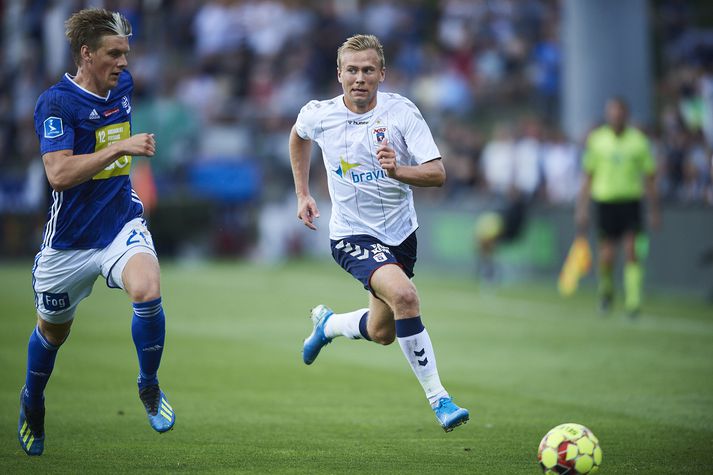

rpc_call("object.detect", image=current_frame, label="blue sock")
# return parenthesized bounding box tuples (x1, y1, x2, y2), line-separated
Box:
(24, 326, 59, 408)
(131, 298, 165, 390)
(358, 312, 372, 341)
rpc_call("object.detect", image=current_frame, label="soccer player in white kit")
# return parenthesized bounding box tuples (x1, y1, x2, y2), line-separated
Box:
(18, 9, 175, 456)
(289, 34, 469, 431)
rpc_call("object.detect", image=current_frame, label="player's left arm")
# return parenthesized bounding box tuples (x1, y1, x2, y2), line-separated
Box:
(641, 135, 661, 231)
(644, 173, 660, 231)
(376, 139, 445, 187)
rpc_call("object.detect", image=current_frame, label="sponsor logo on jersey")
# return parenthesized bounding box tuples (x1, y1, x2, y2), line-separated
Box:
(350, 168, 387, 183)
(121, 95, 131, 114)
(372, 126, 387, 144)
(89, 109, 100, 120)
(93, 121, 132, 180)
(334, 157, 387, 184)
(334, 157, 361, 178)
(347, 120, 368, 125)
(43, 291, 70, 311)
(43, 117, 63, 138)
(103, 107, 120, 117)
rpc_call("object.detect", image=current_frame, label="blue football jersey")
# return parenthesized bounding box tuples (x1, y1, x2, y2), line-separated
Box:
(34, 71, 144, 250)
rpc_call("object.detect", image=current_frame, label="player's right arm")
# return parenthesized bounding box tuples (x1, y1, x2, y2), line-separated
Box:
(575, 173, 592, 233)
(43, 133, 156, 192)
(575, 131, 598, 233)
(289, 125, 320, 230)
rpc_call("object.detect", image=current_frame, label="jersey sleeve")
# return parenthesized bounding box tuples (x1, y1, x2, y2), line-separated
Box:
(294, 100, 320, 141)
(34, 88, 75, 155)
(400, 99, 441, 164)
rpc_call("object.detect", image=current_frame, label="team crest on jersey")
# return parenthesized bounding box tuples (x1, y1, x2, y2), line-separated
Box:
(371, 243, 391, 263)
(43, 117, 63, 138)
(121, 96, 131, 114)
(372, 126, 387, 144)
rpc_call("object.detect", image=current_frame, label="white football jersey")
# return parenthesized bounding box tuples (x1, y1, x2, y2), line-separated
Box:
(295, 92, 441, 246)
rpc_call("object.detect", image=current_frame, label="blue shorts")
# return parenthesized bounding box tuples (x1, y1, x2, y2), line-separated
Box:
(330, 232, 417, 292)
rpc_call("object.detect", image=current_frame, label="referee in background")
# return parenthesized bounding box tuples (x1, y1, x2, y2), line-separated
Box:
(576, 97, 660, 317)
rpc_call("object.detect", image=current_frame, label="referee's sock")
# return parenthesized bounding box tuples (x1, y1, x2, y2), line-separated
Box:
(624, 262, 642, 312)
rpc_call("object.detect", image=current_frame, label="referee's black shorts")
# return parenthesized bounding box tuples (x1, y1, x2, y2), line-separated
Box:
(594, 200, 642, 240)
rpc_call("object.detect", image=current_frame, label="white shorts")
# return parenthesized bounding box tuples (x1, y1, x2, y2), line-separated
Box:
(32, 217, 157, 324)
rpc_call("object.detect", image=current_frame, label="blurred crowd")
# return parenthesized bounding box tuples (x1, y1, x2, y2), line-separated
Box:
(1, 0, 712, 217)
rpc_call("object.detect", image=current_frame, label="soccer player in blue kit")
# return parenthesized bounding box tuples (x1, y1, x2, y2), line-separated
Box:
(19, 8, 175, 456)
(289, 34, 469, 432)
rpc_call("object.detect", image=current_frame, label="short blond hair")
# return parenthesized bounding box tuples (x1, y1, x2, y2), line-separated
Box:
(65, 8, 132, 66)
(337, 34, 385, 69)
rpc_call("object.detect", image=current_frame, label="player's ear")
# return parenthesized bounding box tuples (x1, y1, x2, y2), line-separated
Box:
(337, 67, 343, 83)
(379, 68, 385, 83)
(80, 45, 92, 64)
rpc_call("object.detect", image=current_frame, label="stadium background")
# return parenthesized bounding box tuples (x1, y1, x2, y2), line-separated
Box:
(0, 1, 713, 473)
(0, 0, 712, 295)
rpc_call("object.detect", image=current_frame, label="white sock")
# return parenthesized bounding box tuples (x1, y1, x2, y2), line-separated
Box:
(323, 308, 369, 339)
(396, 321, 449, 406)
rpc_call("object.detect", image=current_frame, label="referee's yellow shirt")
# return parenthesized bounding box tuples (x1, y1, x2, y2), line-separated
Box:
(583, 125, 655, 202)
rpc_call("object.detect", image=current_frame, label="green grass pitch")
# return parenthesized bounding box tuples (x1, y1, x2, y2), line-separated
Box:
(1, 260, 712, 473)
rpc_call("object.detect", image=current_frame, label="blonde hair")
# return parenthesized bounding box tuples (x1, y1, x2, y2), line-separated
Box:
(65, 8, 132, 66)
(337, 34, 385, 69)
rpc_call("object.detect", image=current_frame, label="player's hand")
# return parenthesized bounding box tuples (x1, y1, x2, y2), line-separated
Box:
(649, 208, 662, 231)
(376, 138, 397, 178)
(297, 194, 320, 231)
(118, 133, 156, 157)
(574, 206, 589, 234)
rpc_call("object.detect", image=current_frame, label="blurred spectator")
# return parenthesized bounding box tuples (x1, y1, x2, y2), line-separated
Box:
(2, 0, 712, 258)
(541, 128, 579, 205)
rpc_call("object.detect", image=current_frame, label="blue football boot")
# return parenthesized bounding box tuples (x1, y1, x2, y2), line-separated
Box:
(139, 384, 175, 433)
(18, 387, 44, 456)
(302, 305, 333, 365)
(433, 397, 469, 432)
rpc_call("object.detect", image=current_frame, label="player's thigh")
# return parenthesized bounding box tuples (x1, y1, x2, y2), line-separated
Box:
(370, 264, 420, 317)
(32, 247, 101, 324)
(122, 253, 161, 302)
(100, 218, 160, 300)
(622, 231, 638, 262)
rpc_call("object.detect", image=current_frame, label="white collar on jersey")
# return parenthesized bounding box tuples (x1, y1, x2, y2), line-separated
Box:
(64, 73, 113, 101)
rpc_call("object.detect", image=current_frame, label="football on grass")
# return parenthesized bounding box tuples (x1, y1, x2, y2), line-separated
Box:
(537, 423, 602, 474)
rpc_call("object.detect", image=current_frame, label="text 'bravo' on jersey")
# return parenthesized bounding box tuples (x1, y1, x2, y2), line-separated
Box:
(295, 91, 441, 246)
(34, 71, 143, 250)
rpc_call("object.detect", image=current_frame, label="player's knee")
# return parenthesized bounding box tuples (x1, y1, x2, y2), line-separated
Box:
(38, 319, 71, 347)
(390, 285, 420, 316)
(128, 279, 161, 303)
(370, 327, 395, 345)
(43, 329, 70, 347)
